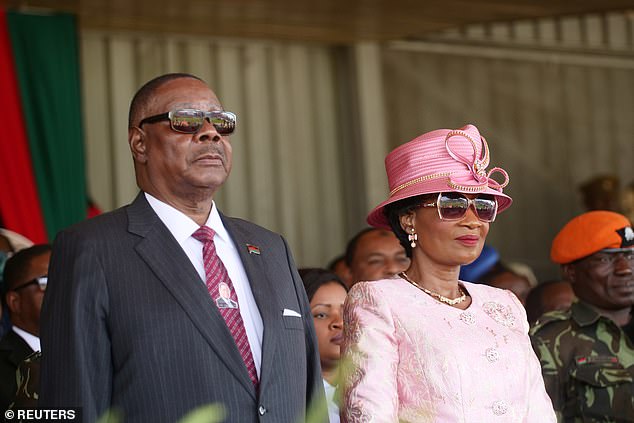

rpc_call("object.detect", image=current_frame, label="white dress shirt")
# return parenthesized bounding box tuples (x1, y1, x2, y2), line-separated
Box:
(145, 193, 264, 377)
(12, 325, 40, 352)
(323, 379, 340, 423)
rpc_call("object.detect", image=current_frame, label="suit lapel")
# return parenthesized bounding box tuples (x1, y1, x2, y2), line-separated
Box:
(221, 215, 282, 391)
(0, 331, 34, 366)
(127, 193, 256, 397)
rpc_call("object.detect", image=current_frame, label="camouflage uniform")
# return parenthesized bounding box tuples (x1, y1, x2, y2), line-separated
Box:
(8, 351, 40, 411)
(530, 301, 634, 423)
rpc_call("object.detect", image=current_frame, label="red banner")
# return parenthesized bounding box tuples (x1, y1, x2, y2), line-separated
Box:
(0, 9, 48, 243)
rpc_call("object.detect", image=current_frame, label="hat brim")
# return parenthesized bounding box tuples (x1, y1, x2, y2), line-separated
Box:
(367, 179, 513, 229)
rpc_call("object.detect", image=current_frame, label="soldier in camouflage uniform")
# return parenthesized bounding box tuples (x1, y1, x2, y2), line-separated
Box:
(530, 210, 634, 422)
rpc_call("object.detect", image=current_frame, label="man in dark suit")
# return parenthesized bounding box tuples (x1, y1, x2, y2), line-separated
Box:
(39, 73, 325, 422)
(0, 244, 50, 411)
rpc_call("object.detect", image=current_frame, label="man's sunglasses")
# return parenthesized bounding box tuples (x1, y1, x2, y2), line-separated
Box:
(421, 192, 498, 223)
(139, 109, 236, 135)
(12, 276, 47, 292)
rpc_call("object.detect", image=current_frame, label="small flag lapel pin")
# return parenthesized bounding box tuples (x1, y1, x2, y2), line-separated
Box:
(247, 244, 261, 255)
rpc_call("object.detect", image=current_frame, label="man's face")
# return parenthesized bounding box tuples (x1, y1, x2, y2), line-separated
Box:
(567, 248, 634, 310)
(349, 230, 410, 286)
(131, 78, 233, 200)
(7, 251, 50, 336)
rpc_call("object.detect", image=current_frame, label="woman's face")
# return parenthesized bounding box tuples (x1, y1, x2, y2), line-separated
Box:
(310, 282, 347, 371)
(404, 193, 490, 267)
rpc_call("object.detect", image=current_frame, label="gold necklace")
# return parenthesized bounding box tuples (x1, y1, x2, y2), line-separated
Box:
(399, 272, 467, 306)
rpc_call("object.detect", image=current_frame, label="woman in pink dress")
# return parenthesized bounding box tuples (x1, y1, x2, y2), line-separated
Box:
(341, 124, 555, 422)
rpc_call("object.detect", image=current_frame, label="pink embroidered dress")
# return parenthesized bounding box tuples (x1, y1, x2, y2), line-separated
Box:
(341, 277, 555, 423)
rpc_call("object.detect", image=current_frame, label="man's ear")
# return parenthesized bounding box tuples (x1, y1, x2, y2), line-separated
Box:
(398, 210, 416, 233)
(129, 127, 148, 164)
(5, 291, 21, 314)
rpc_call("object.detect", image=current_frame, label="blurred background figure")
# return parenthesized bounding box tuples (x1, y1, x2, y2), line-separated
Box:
(0, 234, 13, 259)
(0, 229, 34, 339)
(459, 244, 499, 283)
(525, 280, 575, 325)
(0, 244, 50, 412)
(579, 174, 621, 212)
(344, 227, 410, 289)
(299, 268, 348, 423)
(327, 254, 352, 288)
(461, 245, 536, 306)
(479, 262, 534, 306)
(0, 234, 11, 339)
(622, 181, 634, 224)
(0, 229, 34, 253)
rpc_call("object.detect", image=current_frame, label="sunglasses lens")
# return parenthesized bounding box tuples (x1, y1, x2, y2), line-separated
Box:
(437, 193, 469, 220)
(474, 196, 497, 222)
(171, 110, 203, 133)
(170, 110, 236, 135)
(437, 193, 498, 222)
(37, 276, 48, 290)
(211, 111, 236, 135)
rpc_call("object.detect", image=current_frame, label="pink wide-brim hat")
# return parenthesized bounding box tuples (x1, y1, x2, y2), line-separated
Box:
(367, 124, 512, 229)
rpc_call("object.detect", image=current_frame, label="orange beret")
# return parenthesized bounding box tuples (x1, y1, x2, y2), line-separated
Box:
(551, 211, 633, 264)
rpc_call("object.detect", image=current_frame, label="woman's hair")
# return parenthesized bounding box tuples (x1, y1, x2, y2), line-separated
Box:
(384, 194, 435, 258)
(298, 268, 348, 302)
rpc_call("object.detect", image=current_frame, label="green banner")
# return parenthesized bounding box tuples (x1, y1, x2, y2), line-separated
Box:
(7, 11, 86, 240)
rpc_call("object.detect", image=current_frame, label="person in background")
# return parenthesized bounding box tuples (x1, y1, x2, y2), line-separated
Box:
(342, 124, 555, 421)
(458, 244, 499, 282)
(0, 244, 50, 412)
(478, 261, 534, 305)
(525, 280, 575, 325)
(39, 73, 324, 422)
(461, 245, 537, 306)
(299, 268, 348, 423)
(0, 229, 33, 253)
(344, 227, 410, 289)
(0, 229, 34, 339)
(0, 234, 11, 339)
(530, 210, 634, 421)
(623, 180, 634, 224)
(327, 254, 352, 288)
(579, 174, 621, 212)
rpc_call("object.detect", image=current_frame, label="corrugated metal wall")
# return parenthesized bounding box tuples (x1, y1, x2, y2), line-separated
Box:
(80, 12, 633, 278)
(381, 12, 634, 280)
(80, 32, 352, 267)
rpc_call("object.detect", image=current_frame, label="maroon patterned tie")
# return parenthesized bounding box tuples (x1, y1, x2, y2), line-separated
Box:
(192, 226, 258, 387)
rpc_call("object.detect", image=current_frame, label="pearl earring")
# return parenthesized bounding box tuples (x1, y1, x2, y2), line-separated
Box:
(408, 228, 418, 248)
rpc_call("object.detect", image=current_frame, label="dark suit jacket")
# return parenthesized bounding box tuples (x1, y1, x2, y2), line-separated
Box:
(39, 193, 325, 422)
(0, 329, 34, 411)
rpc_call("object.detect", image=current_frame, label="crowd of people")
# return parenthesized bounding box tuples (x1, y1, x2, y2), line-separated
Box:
(0, 73, 632, 422)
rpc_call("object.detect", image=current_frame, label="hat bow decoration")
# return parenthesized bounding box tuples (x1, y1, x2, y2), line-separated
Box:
(445, 130, 509, 192)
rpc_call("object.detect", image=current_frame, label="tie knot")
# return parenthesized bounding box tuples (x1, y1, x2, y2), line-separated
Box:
(192, 226, 216, 244)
